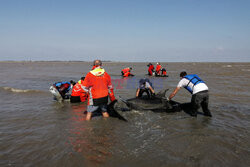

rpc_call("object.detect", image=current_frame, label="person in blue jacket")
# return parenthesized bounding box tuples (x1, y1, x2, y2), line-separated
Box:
(168, 71, 212, 117)
(53, 80, 75, 98)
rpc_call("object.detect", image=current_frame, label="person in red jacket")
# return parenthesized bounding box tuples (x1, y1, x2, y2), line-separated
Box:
(121, 67, 133, 77)
(82, 60, 115, 120)
(155, 62, 162, 76)
(70, 77, 88, 103)
(161, 68, 167, 76)
(147, 63, 154, 76)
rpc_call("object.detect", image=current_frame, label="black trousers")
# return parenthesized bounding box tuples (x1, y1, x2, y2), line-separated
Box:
(191, 90, 211, 116)
(70, 96, 81, 103)
(138, 88, 152, 99)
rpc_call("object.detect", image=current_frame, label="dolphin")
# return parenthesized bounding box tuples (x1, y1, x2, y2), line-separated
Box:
(84, 100, 128, 122)
(119, 89, 181, 113)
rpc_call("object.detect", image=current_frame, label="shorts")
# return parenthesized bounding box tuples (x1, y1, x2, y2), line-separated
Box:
(87, 104, 107, 113)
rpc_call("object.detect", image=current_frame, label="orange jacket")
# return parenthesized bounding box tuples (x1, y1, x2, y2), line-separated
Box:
(148, 65, 154, 75)
(71, 83, 87, 102)
(156, 64, 162, 74)
(82, 67, 113, 105)
(122, 67, 130, 74)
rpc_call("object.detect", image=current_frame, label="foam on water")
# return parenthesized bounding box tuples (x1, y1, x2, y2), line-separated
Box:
(1, 86, 45, 93)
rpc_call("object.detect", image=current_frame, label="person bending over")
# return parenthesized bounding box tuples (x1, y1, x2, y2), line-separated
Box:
(121, 67, 133, 77)
(168, 71, 212, 117)
(53, 80, 75, 99)
(136, 78, 155, 99)
(70, 77, 88, 103)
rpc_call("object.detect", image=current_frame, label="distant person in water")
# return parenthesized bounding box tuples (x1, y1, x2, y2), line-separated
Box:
(168, 71, 212, 117)
(53, 80, 75, 99)
(136, 78, 155, 99)
(147, 63, 154, 76)
(121, 67, 133, 77)
(161, 68, 167, 76)
(70, 77, 88, 103)
(82, 60, 116, 120)
(155, 62, 162, 76)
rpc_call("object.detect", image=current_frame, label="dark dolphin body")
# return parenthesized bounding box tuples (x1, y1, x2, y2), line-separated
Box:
(119, 90, 206, 116)
(119, 89, 181, 113)
(84, 100, 127, 122)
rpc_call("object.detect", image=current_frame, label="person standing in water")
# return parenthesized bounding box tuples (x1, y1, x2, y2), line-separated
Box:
(168, 71, 212, 117)
(81, 60, 116, 120)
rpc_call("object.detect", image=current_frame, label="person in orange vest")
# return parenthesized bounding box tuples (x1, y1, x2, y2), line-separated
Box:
(82, 60, 116, 120)
(155, 62, 162, 76)
(147, 63, 154, 76)
(161, 68, 167, 76)
(70, 77, 88, 103)
(121, 67, 133, 77)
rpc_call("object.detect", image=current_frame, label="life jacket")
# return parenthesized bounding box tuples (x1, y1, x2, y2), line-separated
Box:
(184, 74, 205, 94)
(82, 67, 113, 105)
(155, 65, 162, 74)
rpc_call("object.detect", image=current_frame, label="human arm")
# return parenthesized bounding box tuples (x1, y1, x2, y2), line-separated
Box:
(168, 87, 181, 100)
(136, 88, 140, 97)
(149, 86, 155, 94)
(107, 73, 116, 101)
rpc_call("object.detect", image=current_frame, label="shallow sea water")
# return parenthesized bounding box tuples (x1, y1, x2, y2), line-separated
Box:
(0, 62, 249, 167)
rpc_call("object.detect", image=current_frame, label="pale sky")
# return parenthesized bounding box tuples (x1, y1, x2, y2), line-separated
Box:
(0, 0, 249, 62)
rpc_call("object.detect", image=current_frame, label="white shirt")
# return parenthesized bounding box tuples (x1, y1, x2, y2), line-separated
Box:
(177, 78, 208, 94)
(139, 82, 151, 89)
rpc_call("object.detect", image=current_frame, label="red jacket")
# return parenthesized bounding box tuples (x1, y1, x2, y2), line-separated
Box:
(71, 83, 87, 102)
(122, 67, 132, 77)
(82, 67, 113, 105)
(148, 65, 154, 75)
(156, 64, 162, 74)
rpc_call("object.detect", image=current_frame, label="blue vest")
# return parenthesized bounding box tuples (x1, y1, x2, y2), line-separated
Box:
(184, 74, 205, 94)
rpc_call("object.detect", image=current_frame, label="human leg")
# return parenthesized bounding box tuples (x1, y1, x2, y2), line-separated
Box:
(100, 104, 109, 118)
(191, 94, 202, 117)
(86, 105, 99, 120)
(201, 92, 212, 117)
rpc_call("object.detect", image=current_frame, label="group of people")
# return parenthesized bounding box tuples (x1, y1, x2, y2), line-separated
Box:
(52, 59, 212, 120)
(53, 77, 88, 103)
(53, 60, 115, 120)
(120, 62, 167, 77)
(147, 63, 167, 76)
